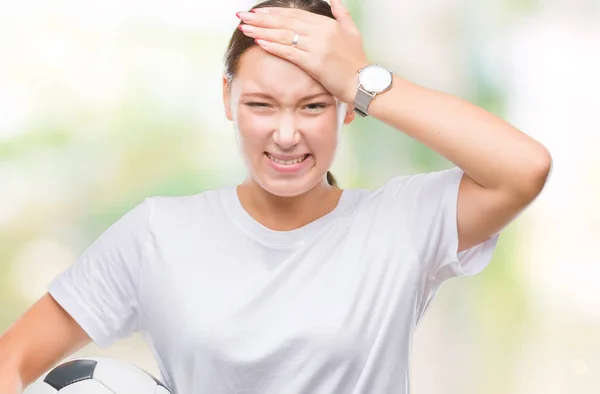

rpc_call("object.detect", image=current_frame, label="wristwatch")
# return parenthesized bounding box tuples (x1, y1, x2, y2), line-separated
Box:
(353, 64, 394, 118)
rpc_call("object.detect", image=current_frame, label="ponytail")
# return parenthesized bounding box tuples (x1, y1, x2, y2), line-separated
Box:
(326, 171, 338, 188)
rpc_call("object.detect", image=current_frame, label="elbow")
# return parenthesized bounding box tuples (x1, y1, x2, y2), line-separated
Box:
(520, 145, 553, 200)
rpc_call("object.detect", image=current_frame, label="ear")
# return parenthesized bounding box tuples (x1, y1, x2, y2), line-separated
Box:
(222, 76, 233, 121)
(343, 104, 356, 124)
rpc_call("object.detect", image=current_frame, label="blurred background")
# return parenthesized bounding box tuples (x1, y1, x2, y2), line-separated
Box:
(1, 0, 598, 393)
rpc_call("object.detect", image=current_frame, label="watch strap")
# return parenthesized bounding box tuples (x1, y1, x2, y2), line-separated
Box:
(353, 86, 375, 118)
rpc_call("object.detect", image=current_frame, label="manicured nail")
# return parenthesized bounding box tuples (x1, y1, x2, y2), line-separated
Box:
(236, 12, 241, 19)
(253, 8, 270, 14)
(238, 12, 255, 20)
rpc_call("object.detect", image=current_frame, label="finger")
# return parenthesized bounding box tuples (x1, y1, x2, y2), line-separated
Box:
(254, 39, 310, 67)
(330, 0, 359, 33)
(239, 25, 309, 51)
(253, 7, 321, 24)
(237, 11, 309, 33)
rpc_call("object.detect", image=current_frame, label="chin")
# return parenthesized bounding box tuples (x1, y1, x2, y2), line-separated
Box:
(255, 176, 319, 198)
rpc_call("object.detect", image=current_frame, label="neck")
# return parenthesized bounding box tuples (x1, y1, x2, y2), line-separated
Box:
(237, 179, 342, 231)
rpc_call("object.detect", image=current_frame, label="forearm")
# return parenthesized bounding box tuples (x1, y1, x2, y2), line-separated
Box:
(368, 76, 551, 195)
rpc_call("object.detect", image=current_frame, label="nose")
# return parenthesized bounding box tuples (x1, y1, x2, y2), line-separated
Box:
(272, 116, 300, 149)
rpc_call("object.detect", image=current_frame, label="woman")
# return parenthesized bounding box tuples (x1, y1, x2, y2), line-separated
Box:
(0, 0, 551, 393)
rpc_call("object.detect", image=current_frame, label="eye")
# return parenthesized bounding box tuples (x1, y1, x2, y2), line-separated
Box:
(245, 102, 270, 108)
(304, 102, 329, 112)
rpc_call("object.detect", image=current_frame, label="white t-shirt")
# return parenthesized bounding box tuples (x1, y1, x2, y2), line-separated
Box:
(48, 166, 499, 394)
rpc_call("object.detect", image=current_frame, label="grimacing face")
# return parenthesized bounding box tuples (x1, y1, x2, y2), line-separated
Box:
(222, 46, 355, 197)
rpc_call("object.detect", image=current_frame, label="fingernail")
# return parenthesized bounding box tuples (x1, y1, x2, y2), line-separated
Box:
(252, 8, 270, 14)
(238, 12, 255, 20)
(236, 12, 241, 19)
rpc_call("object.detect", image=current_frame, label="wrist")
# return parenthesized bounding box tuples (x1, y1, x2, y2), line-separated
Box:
(351, 64, 394, 117)
(343, 74, 360, 104)
(342, 61, 369, 104)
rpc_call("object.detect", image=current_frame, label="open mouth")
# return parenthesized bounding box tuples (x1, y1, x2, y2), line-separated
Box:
(265, 153, 311, 165)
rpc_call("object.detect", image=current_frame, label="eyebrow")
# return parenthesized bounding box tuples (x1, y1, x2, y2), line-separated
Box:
(240, 92, 333, 101)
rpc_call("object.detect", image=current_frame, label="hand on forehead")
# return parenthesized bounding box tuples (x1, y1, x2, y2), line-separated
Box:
(233, 47, 330, 102)
(236, 0, 368, 104)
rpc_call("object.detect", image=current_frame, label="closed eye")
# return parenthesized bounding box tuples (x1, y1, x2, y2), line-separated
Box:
(305, 103, 328, 110)
(243, 102, 329, 112)
(245, 102, 270, 107)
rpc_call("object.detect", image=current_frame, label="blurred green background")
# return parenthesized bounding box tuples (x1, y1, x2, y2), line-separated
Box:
(1, 0, 599, 393)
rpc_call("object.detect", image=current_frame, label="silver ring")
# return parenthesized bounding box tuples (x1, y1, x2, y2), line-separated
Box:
(291, 33, 300, 48)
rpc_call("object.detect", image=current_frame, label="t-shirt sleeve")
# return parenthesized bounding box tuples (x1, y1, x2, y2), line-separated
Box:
(47, 198, 152, 349)
(387, 167, 499, 284)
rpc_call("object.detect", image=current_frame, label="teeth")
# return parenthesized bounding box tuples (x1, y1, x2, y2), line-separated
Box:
(267, 154, 308, 165)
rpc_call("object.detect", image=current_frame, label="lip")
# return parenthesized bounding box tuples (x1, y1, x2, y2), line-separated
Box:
(264, 153, 312, 174)
(266, 152, 310, 160)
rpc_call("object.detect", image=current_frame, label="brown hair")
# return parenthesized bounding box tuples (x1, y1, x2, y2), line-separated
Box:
(224, 0, 339, 188)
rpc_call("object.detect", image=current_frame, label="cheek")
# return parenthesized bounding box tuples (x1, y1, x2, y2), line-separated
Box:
(234, 109, 269, 151)
(306, 113, 339, 151)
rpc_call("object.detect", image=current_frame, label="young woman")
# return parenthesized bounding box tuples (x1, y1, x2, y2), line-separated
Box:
(0, 0, 551, 393)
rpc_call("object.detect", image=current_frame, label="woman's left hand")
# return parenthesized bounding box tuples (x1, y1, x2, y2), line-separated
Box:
(237, 0, 370, 104)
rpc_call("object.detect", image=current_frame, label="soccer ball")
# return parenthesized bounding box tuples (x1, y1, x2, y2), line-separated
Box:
(24, 357, 172, 394)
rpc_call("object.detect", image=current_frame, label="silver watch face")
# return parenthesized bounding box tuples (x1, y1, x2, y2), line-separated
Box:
(359, 64, 393, 93)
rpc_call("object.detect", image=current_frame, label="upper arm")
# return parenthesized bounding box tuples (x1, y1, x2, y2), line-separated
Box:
(44, 198, 153, 351)
(0, 293, 91, 386)
(456, 173, 542, 253)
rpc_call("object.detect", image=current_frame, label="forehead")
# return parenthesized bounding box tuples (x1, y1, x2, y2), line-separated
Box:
(233, 47, 327, 99)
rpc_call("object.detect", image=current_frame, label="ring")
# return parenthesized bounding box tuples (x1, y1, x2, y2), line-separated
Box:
(291, 33, 300, 48)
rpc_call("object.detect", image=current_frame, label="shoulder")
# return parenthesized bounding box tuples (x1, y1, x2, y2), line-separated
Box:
(382, 166, 463, 196)
(144, 186, 232, 223)
(343, 166, 463, 207)
(147, 186, 230, 207)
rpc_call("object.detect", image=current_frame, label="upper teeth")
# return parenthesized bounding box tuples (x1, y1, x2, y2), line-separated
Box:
(268, 154, 308, 165)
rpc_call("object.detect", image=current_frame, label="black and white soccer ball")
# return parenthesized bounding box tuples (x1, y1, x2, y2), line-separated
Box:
(24, 357, 171, 394)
